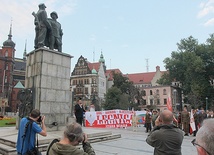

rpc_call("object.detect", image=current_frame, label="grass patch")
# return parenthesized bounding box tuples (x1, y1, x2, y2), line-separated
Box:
(0, 118, 16, 127)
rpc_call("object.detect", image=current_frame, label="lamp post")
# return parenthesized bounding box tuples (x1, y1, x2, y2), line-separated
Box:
(173, 89, 177, 112)
(206, 97, 208, 111)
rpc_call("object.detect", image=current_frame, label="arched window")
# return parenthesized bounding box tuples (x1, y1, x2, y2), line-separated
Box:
(156, 89, 159, 95)
(150, 90, 153, 95)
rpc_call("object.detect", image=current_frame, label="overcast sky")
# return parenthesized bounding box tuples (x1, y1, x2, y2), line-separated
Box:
(1, 0, 214, 74)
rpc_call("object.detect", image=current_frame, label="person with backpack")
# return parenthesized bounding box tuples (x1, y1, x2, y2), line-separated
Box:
(16, 109, 47, 155)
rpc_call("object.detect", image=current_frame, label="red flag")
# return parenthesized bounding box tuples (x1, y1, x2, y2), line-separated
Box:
(167, 94, 173, 112)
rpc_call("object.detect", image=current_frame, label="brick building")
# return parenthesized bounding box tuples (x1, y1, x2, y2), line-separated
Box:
(0, 25, 26, 113)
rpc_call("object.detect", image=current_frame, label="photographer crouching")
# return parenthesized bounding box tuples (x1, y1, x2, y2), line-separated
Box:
(16, 109, 47, 155)
(47, 122, 95, 155)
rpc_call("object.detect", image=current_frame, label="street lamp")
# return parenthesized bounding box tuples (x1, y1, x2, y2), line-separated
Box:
(206, 97, 208, 111)
(173, 89, 177, 112)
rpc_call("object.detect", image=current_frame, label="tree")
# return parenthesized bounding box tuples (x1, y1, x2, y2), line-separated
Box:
(119, 93, 130, 110)
(103, 87, 122, 110)
(159, 35, 214, 108)
(103, 71, 140, 110)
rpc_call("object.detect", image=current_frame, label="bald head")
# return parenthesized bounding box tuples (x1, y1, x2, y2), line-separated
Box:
(196, 119, 214, 155)
(160, 110, 173, 124)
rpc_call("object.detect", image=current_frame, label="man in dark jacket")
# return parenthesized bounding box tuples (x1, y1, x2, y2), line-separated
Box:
(146, 110, 184, 155)
(145, 110, 152, 132)
(75, 99, 85, 126)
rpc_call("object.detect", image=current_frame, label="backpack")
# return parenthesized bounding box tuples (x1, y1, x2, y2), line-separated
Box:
(46, 139, 60, 155)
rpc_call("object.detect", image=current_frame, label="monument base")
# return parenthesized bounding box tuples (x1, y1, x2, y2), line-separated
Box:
(25, 48, 73, 130)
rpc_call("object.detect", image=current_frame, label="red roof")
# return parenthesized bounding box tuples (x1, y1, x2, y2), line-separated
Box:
(126, 72, 156, 84)
(87, 62, 100, 71)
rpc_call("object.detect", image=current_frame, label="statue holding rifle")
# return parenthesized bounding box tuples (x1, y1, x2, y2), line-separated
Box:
(32, 3, 63, 52)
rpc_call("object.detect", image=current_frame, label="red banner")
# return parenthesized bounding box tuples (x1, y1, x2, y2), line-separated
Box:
(85, 110, 146, 128)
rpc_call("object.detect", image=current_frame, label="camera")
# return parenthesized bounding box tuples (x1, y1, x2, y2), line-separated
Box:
(37, 116, 43, 122)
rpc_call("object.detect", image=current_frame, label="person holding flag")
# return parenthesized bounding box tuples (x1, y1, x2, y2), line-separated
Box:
(190, 108, 196, 136)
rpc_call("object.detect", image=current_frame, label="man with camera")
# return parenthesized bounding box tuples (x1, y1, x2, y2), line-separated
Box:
(47, 122, 95, 155)
(146, 109, 184, 155)
(16, 109, 47, 155)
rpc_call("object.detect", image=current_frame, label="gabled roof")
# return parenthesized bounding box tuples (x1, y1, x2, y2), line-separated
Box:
(14, 81, 24, 89)
(88, 62, 100, 71)
(105, 69, 122, 81)
(126, 72, 156, 84)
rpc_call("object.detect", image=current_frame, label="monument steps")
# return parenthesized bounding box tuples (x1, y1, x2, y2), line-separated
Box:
(0, 131, 121, 155)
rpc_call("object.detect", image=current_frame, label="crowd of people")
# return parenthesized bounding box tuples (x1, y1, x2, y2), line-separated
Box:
(16, 101, 213, 155)
(143, 106, 214, 136)
(143, 106, 214, 155)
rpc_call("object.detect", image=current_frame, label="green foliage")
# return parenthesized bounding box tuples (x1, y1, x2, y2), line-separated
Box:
(103, 87, 122, 110)
(119, 93, 130, 110)
(0, 118, 16, 127)
(160, 35, 214, 108)
(103, 71, 140, 110)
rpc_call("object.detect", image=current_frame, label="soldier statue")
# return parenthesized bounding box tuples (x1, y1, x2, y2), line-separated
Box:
(32, 3, 63, 52)
(48, 11, 63, 52)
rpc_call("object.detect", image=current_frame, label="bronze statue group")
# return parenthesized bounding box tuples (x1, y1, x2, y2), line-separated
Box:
(32, 3, 63, 52)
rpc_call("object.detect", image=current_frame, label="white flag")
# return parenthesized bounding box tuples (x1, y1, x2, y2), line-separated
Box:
(190, 109, 196, 132)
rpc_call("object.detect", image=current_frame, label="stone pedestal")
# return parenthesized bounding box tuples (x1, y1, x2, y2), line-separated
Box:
(25, 48, 73, 130)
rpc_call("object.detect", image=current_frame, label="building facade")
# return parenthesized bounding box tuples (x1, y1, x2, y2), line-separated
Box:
(0, 26, 26, 113)
(70, 54, 107, 110)
(0, 26, 16, 113)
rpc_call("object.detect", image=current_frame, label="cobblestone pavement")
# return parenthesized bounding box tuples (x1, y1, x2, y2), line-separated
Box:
(0, 126, 196, 155)
(87, 126, 196, 155)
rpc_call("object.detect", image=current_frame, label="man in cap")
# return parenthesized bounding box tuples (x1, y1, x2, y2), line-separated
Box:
(33, 3, 51, 49)
(48, 11, 63, 52)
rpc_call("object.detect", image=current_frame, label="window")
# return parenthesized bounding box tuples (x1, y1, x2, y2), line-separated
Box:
(91, 88, 96, 93)
(157, 99, 160, 105)
(85, 88, 88, 94)
(5, 50, 8, 57)
(5, 75, 7, 83)
(150, 99, 153, 105)
(163, 89, 167, 95)
(6, 64, 9, 70)
(92, 78, 96, 84)
(150, 90, 153, 95)
(164, 98, 167, 104)
(142, 90, 146, 96)
(156, 89, 159, 95)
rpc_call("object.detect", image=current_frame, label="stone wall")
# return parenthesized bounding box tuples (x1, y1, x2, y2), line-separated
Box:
(25, 48, 73, 129)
